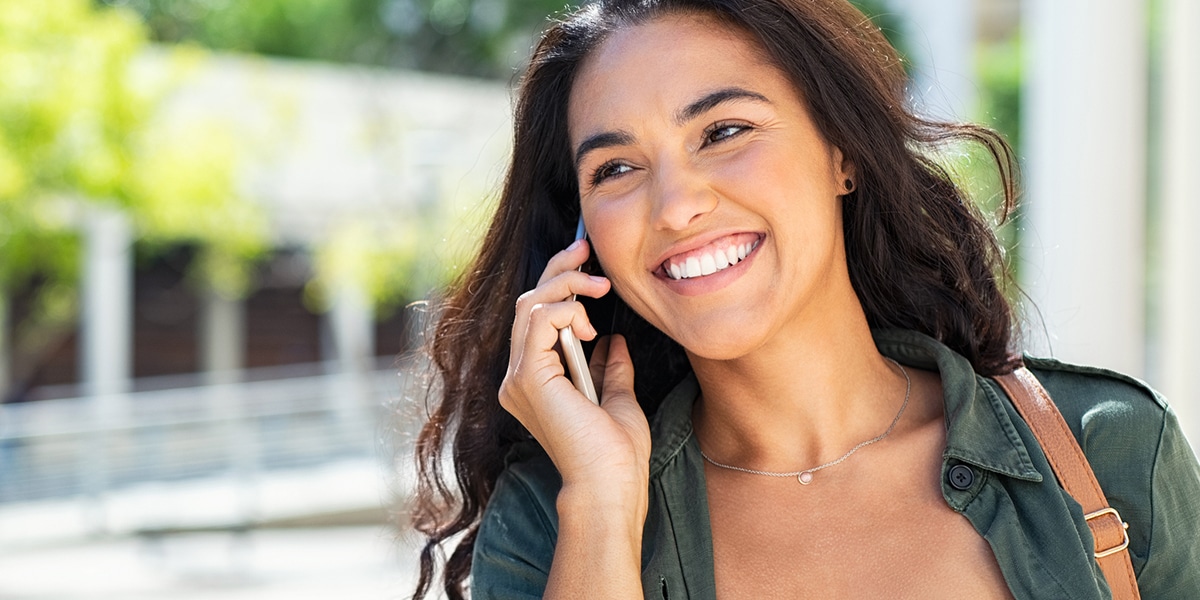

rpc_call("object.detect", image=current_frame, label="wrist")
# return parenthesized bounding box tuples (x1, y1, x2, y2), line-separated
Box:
(556, 481, 648, 541)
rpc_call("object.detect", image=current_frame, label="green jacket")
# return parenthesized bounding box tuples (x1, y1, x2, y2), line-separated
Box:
(472, 330, 1200, 599)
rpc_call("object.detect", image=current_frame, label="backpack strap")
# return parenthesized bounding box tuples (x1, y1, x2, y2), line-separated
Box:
(992, 367, 1140, 600)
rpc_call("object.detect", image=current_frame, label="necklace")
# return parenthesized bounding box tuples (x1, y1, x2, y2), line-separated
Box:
(698, 359, 911, 486)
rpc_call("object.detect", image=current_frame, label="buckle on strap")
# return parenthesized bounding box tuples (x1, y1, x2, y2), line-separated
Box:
(1085, 507, 1131, 558)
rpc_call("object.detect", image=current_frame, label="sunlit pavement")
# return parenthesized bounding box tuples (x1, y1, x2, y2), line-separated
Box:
(0, 525, 423, 599)
(0, 456, 428, 599)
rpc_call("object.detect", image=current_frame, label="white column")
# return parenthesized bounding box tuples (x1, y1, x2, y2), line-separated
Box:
(81, 207, 133, 396)
(1157, 0, 1200, 444)
(890, 0, 977, 121)
(328, 282, 374, 450)
(80, 206, 134, 534)
(332, 284, 374, 374)
(199, 287, 257, 523)
(1020, 1, 1148, 375)
(199, 288, 245, 384)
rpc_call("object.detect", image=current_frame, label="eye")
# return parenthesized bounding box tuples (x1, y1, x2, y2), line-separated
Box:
(588, 160, 633, 186)
(703, 122, 752, 146)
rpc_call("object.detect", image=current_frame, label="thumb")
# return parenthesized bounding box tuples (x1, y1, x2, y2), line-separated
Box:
(600, 334, 636, 407)
(599, 335, 650, 461)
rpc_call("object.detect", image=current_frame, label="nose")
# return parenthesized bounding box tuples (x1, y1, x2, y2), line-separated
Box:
(650, 160, 718, 231)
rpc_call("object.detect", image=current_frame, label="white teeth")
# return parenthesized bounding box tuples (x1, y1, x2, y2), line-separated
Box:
(664, 238, 760, 280)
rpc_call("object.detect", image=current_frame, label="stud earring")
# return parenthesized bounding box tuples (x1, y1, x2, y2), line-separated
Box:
(844, 178, 855, 194)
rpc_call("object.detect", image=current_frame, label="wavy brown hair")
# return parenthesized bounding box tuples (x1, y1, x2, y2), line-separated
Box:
(409, 1, 1019, 597)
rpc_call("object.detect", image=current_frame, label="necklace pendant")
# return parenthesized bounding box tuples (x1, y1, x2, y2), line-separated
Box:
(798, 471, 814, 485)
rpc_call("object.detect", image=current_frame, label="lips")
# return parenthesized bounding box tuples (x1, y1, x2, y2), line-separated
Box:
(660, 232, 762, 280)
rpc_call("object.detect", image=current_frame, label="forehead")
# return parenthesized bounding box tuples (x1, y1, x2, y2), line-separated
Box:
(568, 13, 784, 137)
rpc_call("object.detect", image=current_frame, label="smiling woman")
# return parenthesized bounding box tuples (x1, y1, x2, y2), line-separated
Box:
(410, 1, 1200, 599)
(570, 20, 857, 358)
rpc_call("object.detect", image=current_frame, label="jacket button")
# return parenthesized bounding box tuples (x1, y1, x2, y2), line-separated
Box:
(948, 464, 976, 490)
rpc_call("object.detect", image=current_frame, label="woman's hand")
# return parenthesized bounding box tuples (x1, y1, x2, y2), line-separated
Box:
(500, 239, 649, 597)
(500, 239, 651, 503)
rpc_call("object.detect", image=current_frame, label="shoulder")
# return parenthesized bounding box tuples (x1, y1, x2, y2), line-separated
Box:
(479, 449, 561, 545)
(1018, 357, 1200, 589)
(1019, 357, 1167, 496)
(471, 450, 561, 599)
(1022, 357, 1168, 442)
(488, 450, 562, 530)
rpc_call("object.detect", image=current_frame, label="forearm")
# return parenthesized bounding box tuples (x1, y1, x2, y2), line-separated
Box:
(545, 484, 647, 599)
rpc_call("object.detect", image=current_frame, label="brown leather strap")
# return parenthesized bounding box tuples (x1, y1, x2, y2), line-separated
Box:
(993, 367, 1140, 600)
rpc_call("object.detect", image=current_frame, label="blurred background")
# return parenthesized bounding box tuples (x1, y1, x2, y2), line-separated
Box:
(0, 0, 1196, 598)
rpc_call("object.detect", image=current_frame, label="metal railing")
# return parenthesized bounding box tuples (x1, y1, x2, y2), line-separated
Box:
(0, 363, 409, 512)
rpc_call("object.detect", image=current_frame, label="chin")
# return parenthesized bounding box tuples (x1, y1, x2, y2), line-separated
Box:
(668, 320, 769, 362)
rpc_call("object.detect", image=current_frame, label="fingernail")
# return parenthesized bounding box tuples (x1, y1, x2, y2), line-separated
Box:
(589, 275, 607, 283)
(567, 239, 582, 251)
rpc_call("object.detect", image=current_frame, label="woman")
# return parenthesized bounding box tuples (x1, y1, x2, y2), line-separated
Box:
(411, 1, 1200, 598)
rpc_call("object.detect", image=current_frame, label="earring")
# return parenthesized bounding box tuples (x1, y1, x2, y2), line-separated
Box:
(844, 178, 855, 194)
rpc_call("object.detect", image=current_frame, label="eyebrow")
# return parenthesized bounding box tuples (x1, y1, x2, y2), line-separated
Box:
(574, 130, 635, 171)
(675, 87, 770, 126)
(573, 87, 771, 171)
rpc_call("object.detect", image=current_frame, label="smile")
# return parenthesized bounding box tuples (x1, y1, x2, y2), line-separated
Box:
(662, 233, 762, 280)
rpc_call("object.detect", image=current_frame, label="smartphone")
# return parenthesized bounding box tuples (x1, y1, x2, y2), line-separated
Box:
(559, 216, 600, 404)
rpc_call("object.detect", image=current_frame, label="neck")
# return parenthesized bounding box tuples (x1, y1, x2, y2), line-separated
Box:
(689, 307, 910, 473)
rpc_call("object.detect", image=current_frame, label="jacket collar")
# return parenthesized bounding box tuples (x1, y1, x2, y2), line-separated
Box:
(648, 372, 699, 478)
(865, 329, 1040, 481)
(647, 329, 1041, 483)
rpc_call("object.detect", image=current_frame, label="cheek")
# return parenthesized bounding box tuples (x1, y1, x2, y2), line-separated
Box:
(585, 218, 634, 285)
(592, 241, 666, 331)
(584, 196, 645, 267)
(591, 235, 638, 290)
(713, 142, 832, 195)
(712, 144, 843, 231)
(585, 209, 660, 312)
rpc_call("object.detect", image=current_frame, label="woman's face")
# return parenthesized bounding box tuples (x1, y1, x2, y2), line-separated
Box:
(568, 13, 856, 360)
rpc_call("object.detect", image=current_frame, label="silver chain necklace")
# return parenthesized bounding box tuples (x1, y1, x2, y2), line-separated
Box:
(698, 359, 911, 486)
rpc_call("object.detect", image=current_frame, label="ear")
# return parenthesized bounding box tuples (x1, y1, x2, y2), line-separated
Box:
(832, 147, 856, 195)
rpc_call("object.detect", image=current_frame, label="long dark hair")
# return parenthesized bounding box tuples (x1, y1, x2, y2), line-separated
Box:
(410, 1, 1019, 597)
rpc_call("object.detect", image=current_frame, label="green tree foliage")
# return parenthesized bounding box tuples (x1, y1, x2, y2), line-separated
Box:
(111, 0, 910, 318)
(118, 0, 570, 78)
(977, 34, 1022, 154)
(120, 0, 904, 79)
(0, 0, 267, 351)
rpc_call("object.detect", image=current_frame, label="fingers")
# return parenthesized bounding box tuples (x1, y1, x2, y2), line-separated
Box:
(503, 239, 616, 414)
(509, 301, 605, 395)
(519, 269, 610, 311)
(510, 243, 609, 367)
(526, 300, 597, 350)
(537, 238, 592, 287)
(534, 239, 609, 302)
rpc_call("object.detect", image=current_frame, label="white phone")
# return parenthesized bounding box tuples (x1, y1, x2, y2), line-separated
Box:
(559, 217, 600, 404)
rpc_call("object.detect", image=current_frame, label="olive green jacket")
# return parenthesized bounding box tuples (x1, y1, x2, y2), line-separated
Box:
(472, 330, 1200, 599)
